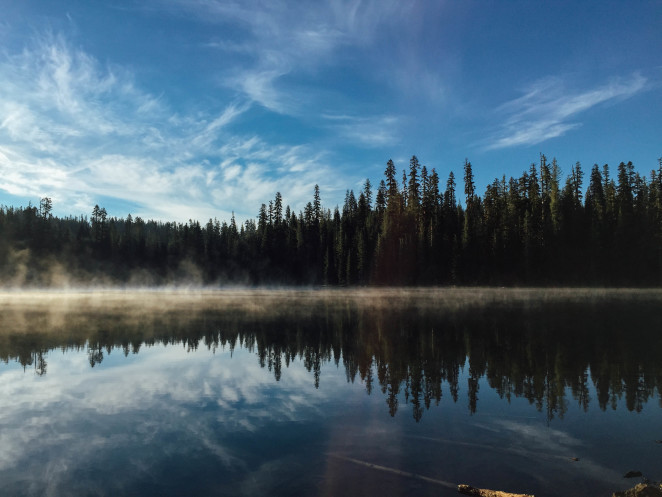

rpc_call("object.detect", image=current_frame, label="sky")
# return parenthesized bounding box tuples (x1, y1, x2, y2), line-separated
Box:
(0, 0, 660, 223)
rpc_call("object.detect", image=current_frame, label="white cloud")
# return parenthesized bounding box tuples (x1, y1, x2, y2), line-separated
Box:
(0, 32, 344, 222)
(324, 114, 401, 147)
(207, 102, 251, 134)
(0, 147, 71, 197)
(177, 0, 408, 114)
(212, 136, 344, 215)
(486, 73, 648, 149)
(229, 68, 291, 113)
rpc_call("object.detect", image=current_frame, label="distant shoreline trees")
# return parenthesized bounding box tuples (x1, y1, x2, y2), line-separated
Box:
(1, 155, 661, 287)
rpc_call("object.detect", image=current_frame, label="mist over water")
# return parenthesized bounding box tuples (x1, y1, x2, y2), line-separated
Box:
(1, 288, 661, 496)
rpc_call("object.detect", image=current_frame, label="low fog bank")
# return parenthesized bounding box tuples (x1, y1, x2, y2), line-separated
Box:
(3, 250, 662, 305)
(0, 247, 255, 290)
(2, 286, 662, 316)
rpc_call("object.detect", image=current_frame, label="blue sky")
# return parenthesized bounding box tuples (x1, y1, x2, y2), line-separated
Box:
(0, 0, 660, 223)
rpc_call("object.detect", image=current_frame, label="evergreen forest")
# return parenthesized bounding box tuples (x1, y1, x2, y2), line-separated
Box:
(1, 155, 661, 286)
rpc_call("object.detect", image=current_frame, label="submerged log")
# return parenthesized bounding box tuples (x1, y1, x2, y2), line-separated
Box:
(458, 484, 534, 497)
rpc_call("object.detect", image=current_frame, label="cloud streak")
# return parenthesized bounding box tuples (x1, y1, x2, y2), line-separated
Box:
(486, 73, 648, 150)
(323, 114, 401, 147)
(179, 0, 409, 114)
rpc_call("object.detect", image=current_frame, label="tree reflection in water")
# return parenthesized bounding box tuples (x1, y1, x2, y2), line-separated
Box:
(1, 290, 660, 421)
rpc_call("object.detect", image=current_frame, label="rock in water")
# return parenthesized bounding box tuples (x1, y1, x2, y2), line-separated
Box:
(613, 483, 662, 497)
(457, 484, 534, 497)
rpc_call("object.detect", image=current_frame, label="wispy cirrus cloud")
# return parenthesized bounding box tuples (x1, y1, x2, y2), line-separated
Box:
(0, 31, 171, 158)
(0, 32, 342, 222)
(151, 0, 452, 159)
(213, 136, 344, 213)
(171, 0, 409, 114)
(485, 73, 648, 150)
(323, 114, 401, 147)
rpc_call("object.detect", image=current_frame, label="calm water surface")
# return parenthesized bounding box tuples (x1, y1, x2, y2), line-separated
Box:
(0, 288, 661, 497)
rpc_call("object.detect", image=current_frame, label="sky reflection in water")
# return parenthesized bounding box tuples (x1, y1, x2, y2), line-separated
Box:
(0, 288, 661, 497)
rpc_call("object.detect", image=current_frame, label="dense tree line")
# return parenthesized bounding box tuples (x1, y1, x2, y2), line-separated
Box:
(1, 155, 661, 286)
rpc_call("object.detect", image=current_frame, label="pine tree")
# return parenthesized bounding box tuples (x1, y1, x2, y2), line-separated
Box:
(385, 159, 398, 201)
(274, 192, 283, 225)
(408, 155, 421, 214)
(363, 179, 372, 211)
(313, 184, 321, 224)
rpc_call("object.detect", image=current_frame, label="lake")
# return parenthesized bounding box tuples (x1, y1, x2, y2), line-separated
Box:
(0, 288, 660, 497)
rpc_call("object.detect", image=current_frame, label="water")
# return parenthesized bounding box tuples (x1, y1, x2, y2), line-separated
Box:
(0, 288, 660, 496)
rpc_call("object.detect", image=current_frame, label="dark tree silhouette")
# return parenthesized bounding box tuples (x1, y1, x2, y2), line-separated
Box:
(1, 155, 661, 287)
